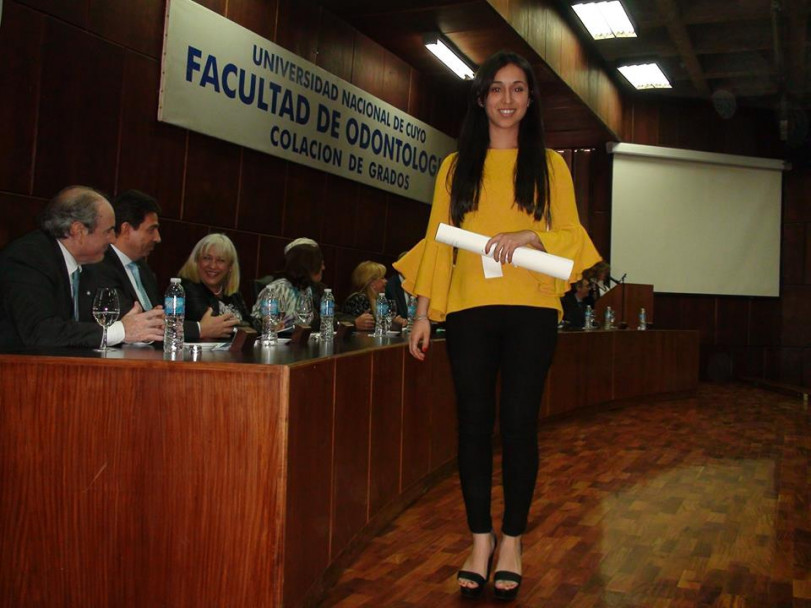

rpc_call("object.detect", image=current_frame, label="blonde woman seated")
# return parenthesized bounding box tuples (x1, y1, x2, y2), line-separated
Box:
(252, 243, 323, 329)
(343, 261, 406, 331)
(177, 234, 251, 336)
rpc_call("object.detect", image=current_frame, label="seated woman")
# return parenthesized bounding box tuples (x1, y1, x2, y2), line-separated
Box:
(177, 233, 252, 334)
(584, 260, 611, 300)
(343, 261, 405, 331)
(251, 243, 323, 329)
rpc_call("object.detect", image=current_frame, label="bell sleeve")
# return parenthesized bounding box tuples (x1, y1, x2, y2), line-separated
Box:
(535, 151, 602, 296)
(393, 154, 455, 322)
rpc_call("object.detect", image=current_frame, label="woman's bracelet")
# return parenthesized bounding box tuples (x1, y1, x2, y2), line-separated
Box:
(414, 314, 429, 322)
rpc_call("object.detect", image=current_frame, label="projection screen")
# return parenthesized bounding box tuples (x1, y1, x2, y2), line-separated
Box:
(608, 143, 784, 297)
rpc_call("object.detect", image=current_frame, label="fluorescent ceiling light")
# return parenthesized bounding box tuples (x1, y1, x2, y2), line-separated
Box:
(573, 1, 636, 39)
(618, 63, 672, 89)
(424, 34, 475, 80)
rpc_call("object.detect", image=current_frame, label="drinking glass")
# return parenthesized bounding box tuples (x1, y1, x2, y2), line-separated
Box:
(295, 293, 314, 327)
(92, 287, 120, 352)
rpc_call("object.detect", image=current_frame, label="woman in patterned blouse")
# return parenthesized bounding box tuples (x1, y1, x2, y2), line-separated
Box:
(251, 244, 323, 329)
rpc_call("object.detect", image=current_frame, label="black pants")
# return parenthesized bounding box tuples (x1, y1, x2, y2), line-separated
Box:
(445, 305, 558, 536)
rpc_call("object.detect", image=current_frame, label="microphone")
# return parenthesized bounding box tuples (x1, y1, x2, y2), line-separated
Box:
(610, 273, 627, 285)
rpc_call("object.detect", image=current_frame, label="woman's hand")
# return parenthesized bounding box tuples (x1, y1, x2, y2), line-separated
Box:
(408, 319, 431, 361)
(484, 230, 544, 264)
(354, 312, 374, 332)
(199, 307, 239, 339)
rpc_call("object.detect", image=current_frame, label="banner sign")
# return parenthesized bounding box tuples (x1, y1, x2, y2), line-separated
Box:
(159, 0, 457, 203)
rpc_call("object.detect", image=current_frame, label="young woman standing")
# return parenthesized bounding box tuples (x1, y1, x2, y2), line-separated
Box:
(396, 51, 601, 601)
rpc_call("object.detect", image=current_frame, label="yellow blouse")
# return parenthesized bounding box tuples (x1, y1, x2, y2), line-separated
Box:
(395, 148, 601, 321)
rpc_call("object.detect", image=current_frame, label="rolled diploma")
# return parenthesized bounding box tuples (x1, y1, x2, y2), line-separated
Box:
(435, 223, 574, 280)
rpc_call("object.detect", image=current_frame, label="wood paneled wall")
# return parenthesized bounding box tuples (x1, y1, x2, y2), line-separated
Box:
(0, 0, 606, 310)
(622, 98, 811, 387)
(0, 0, 466, 305)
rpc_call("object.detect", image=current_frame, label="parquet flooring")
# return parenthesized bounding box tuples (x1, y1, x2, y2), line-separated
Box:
(319, 384, 811, 607)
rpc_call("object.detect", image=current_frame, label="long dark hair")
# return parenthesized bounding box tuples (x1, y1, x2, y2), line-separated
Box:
(282, 245, 322, 291)
(449, 51, 550, 227)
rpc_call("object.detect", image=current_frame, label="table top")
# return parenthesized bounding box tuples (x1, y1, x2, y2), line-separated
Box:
(0, 331, 414, 367)
(0, 327, 689, 369)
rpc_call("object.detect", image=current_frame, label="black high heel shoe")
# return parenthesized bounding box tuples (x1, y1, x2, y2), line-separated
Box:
(493, 538, 522, 602)
(457, 532, 497, 600)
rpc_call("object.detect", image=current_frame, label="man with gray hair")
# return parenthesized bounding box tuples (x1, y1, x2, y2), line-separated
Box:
(0, 185, 165, 348)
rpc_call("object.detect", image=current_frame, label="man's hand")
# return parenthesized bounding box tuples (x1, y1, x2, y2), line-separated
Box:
(121, 302, 165, 343)
(354, 312, 374, 332)
(199, 307, 239, 339)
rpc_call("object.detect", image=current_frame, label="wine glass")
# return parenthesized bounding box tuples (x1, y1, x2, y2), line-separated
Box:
(386, 298, 397, 333)
(295, 293, 314, 327)
(92, 287, 120, 352)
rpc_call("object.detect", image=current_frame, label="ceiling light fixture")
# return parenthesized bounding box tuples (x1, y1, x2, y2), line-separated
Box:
(618, 63, 672, 89)
(572, 1, 636, 40)
(424, 33, 475, 80)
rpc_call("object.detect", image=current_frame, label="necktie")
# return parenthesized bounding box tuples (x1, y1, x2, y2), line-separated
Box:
(127, 262, 153, 311)
(71, 268, 80, 321)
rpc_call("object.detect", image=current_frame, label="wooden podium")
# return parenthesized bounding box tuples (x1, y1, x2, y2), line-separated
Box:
(594, 283, 654, 326)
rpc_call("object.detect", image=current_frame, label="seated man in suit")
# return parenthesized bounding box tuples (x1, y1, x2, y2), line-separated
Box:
(79, 190, 237, 340)
(560, 277, 592, 329)
(0, 185, 165, 348)
(384, 252, 411, 328)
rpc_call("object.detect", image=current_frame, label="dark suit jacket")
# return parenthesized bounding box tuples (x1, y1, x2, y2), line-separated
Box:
(561, 291, 588, 329)
(79, 247, 160, 320)
(384, 273, 408, 318)
(79, 247, 201, 341)
(0, 230, 103, 348)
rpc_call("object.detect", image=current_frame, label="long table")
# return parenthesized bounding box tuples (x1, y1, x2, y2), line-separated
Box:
(0, 329, 698, 607)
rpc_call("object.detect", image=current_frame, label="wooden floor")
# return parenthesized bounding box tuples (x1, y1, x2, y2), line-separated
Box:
(319, 384, 811, 607)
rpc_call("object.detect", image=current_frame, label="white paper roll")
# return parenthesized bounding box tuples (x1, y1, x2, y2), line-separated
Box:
(435, 223, 574, 280)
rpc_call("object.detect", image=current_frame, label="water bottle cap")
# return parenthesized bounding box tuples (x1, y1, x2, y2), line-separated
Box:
(324, 288, 332, 294)
(170, 277, 181, 283)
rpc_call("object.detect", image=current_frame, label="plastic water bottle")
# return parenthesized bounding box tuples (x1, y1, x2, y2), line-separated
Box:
(373, 292, 389, 337)
(405, 294, 417, 333)
(638, 307, 647, 331)
(584, 305, 593, 331)
(604, 306, 615, 330)
(163, 278, 185, 353)
(319, 288, 335, 340)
